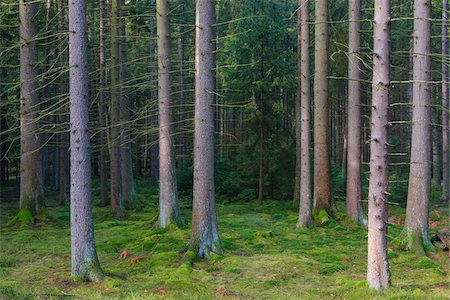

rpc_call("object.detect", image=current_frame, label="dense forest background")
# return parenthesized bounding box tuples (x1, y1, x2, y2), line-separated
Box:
(1, 0, 446, 203)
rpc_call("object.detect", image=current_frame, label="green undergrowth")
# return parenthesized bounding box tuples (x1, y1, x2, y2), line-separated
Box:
(0, 182, 448, 299)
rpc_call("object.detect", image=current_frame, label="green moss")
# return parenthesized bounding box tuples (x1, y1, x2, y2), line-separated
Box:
(315, 210, 330, 225)
(7, 208, 34, 225)
(0, 195, 448, 299)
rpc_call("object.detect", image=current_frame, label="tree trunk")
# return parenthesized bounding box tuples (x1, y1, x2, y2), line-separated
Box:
(293, 0, 302, 207)
(178, 19, 186, 167)
(19, 0, 44, 219)
(313, 0, 334, 216)
(346, 0, 367, 226)
(399, 0, 434, 255)
(99, 0, 108, 207)
(297, 0, 312, 228)
(58, 0, 68, 205)
(157, 0, 181, 228)
(432, 110, 441, 187)
(367, 0, 391, 290)
(68, 0, 103, 281)
(119, 0, 133, 209)
(110, 0, 124, 217)
(149, 0, 159, 183)
(442, 0, 449, 203)
(191, 0, 221, 258)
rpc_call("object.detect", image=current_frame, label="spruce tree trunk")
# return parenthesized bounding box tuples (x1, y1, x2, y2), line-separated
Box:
(119, 0, 133, 209)
(191, 0, 221, 258)
(69, 0, 103, 281)
(157, 0, 181, 228)
(399, 0, 434, 255)
(293, 0, 302, 207)
(442, 0, 449, 203)
(297, 0, 312, 228)
(99, 0, 108, 207)
(367, 0, 391, 290)
(178, 21, 186, 166)
(58, 0, 68, 205)
(149, 0, 159, 183)
(346, 0, 367, 226)
(19, 0, 44, 219)
(313, 0, 334, 216)
(432, 111, 441, 187)
(110, 0, 124, 217)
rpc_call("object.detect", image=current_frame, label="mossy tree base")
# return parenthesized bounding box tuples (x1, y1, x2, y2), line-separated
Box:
(396, 227, 435, 256)
(73, 260, 104, 283)
(189, 236, 222, 260)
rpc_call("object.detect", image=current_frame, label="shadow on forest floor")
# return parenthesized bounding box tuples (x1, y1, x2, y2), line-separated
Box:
(0, 180, 448, 299)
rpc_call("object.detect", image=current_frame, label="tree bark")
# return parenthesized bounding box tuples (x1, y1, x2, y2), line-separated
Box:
(442, 0, 449, 203)
(58, 0, 68, 205)
(313, 0, 334, 216)
(399, 0, 434, 255)
(119, 0, 134, 209)
(69, 0, 103, 281)
(110, 0, 124, 217)
(293, 0, 302, 207)
(99, 0, 108, 207)
(19, 0, 44, 219)
(346, 0, 367, 226)
(157, 0, 181, 228)
(149, 0, 159, 183)
(297, 0, 312, 228)
(178, 18, 186, 167)
(367, 0, 391, 290)
(191, 0, 221, 258)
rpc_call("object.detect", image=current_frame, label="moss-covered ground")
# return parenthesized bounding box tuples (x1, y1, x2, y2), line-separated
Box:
(0, 181, 448, 299)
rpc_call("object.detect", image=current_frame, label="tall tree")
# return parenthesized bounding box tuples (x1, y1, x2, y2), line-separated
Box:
(191, 0, 221, 258)
(442, 0, 449, 203)
(58, 0, 68, 205)
(399, 0, 434, 255)
(178, 3, 186, 167)
(346, 0, 366, 226)
(119, 0, 134, 208)
(293, 0, 302, 207)
(68, 0, 103, 281)
(99, 0, 108, 207)
(149, 0, 159, 183)
(313, 0, 334, 216)
(297, 0, 312, 228)
(110, 0, 124, 216)
(19, 0, 43, 219)
(367, 0, 391, 290)
(157, 0, 181, 228)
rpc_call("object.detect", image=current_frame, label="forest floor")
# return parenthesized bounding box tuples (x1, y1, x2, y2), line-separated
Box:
(0, 181, 449, 300)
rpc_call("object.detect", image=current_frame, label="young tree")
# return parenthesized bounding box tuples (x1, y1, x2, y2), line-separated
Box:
(442, 0, 449, 203)
(110, 0, 124, 216)
(297, 0, 312, 228)
(399, 0, 434, 255)
(157, 0, 181, 228)
(367, 0, 391, 290)
(191, 0, 221, 258)
(69, 0, 103, 281)
(313, 0, 334, 216)
(346, 0, 367, 226)
(19, 0, 44, 219)
(119, 0, 134, 208)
